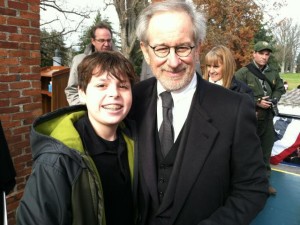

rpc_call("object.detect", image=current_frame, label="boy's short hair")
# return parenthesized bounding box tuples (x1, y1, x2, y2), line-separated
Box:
(78, 51, 137, 92)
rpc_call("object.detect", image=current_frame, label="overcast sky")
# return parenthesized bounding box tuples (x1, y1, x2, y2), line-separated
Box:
(40, 0, 119, 48)
(40, 0, 300, 48)
(266, 0, 300, 23)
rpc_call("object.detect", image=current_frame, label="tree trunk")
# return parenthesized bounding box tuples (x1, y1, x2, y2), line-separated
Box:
(113, 0, 149, 59)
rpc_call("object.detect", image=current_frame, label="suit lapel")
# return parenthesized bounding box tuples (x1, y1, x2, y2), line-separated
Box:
(137, 82, 160, 206)
(170, 81, 219, 223)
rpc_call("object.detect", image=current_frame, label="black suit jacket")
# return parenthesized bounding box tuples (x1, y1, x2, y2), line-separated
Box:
(0, 120, 16, 194)
(130, 75, 268, 225)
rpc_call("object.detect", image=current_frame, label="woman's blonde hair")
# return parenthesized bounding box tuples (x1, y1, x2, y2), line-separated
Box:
(203, 45, 236, 89)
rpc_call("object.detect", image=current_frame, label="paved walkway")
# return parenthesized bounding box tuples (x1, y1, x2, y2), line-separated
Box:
(251, 166, 300, 225)
(272, 163, 300, 175)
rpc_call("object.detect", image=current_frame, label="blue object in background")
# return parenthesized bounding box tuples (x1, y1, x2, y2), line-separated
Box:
(48, 81, 52, 92)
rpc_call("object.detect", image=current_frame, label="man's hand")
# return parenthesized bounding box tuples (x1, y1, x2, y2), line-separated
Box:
(256, 96, 272, 109)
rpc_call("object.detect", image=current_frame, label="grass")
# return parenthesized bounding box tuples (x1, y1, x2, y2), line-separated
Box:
(280, 73, 300, 91)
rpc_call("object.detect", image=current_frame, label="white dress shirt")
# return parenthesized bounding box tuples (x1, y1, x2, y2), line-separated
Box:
(208, 77, 223, 86)
(157, 74, 197, 141)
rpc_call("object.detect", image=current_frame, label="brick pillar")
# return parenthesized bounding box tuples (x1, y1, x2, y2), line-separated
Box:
(0, 0, 41, 224)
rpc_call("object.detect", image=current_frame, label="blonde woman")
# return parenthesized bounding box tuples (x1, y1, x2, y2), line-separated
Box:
(204, 45, 253, 98)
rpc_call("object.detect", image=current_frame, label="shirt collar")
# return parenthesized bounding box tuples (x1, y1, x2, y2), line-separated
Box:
(157, 73, 197, 101)
(208, 77, 223, 86)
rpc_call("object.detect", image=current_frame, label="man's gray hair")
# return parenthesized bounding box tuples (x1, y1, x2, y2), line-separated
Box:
(136, 0, 207, 44)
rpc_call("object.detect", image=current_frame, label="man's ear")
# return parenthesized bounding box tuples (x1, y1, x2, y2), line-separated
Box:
(140, 42, 150, 64)
(78, 88, 86, 104)
(196, 42, 201, 52)
(91, 38, 96, 47)
(194, 42, 202, 62)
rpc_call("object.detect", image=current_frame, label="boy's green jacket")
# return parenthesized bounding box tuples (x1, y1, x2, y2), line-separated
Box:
(16, 105, 138, 225)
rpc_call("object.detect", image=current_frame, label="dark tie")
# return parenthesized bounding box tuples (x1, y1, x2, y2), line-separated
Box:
(159, 91, 174, 156)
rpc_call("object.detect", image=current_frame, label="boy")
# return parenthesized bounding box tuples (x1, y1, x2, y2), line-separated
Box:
(16, 51, 137, 225)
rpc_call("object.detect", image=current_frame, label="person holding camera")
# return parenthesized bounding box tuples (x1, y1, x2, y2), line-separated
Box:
(235, 41, 286, 195)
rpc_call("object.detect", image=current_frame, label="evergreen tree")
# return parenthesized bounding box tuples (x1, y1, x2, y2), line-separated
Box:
(254, 23, 274, 44)
(254, 23, 280, 70)
(41, 29, 70, 67)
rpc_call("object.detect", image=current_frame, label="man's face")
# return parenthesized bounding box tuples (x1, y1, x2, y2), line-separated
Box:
(141, 11, 200, 91)
(253, 50, 271, 68)
(91, 28, 113, 52)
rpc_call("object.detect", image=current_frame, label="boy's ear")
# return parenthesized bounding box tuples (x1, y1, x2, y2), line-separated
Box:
(78, 88, 86, 104)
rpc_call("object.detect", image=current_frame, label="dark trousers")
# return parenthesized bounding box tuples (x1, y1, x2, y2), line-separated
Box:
(257, 117, 275, 175)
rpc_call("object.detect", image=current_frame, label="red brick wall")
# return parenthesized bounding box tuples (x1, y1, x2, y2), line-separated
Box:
(0, 0, 41, 224)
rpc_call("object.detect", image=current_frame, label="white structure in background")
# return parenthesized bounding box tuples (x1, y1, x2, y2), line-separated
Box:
(53, 49, 62, 66)
(277, 88, 300, 117)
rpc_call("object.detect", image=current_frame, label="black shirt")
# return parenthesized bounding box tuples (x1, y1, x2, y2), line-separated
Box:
(74, 114, 134, 225)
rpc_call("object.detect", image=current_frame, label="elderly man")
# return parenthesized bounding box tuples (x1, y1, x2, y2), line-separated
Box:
(129, 1, 269, 225)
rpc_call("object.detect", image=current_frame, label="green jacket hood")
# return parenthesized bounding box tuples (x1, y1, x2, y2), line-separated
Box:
(30, 105, 88, 165)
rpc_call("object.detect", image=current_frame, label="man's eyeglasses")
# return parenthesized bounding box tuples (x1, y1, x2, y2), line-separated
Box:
(94, 39, 112, 44)
(148, 44, 195, 58)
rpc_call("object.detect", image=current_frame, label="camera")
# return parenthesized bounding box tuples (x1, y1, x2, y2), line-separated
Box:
(266, 97, 278, 105)
(266, 97, 279, 115)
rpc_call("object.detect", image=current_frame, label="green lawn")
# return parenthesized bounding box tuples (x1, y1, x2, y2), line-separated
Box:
(280, 73, 300, 91)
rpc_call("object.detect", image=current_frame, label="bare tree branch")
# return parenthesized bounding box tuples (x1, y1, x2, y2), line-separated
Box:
(40, 0, 101, 49)
(273, 18, 300, 73)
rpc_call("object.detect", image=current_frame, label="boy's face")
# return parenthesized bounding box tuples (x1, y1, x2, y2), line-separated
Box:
(79, 69, 132, 134)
